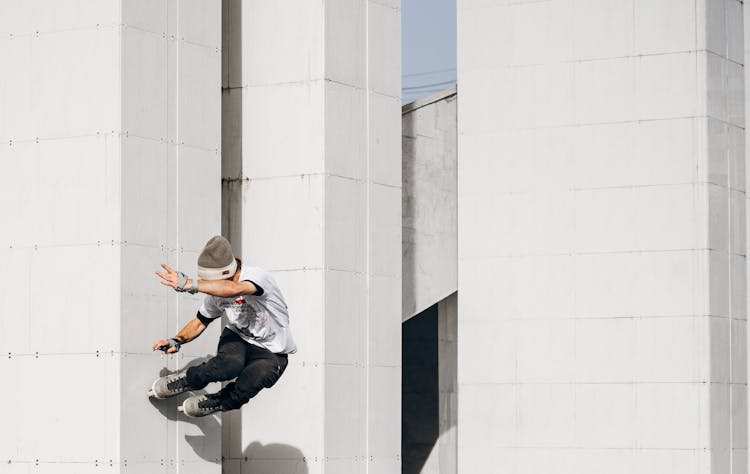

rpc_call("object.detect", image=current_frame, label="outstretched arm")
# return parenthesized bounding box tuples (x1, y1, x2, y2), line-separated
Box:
(152, 316, 207, 353)
(188, 278, 257, 298)
(156, 263, 258, 298)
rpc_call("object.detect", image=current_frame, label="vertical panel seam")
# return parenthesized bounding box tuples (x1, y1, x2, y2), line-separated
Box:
(322, 0, 328, 464)
(174, 1, 181, 471)
(365, 0, 372, 471)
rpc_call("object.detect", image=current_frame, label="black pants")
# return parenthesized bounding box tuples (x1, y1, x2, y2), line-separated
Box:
(185, 327, 288, 410)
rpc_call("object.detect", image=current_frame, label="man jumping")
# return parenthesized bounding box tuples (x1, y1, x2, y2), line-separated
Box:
(149, 235, 297, 417)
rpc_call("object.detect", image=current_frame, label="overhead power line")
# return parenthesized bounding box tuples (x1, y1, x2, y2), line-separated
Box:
(403, 88, 448, 96)
(403, 79, 456, 91)
(402, 67, 456, 78)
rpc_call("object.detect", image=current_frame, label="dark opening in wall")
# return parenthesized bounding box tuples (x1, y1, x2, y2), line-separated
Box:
(402, 303, 439, 473)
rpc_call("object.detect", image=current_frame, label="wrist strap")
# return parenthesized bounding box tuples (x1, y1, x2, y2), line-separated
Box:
(158, 338, 181, 352)
(187, 279, 199, 295)
(174, 272, 189, 292)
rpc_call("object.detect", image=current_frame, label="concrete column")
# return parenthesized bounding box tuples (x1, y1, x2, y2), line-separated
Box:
(220, 1, 402, 473)
(0, 5, 122, 472)
(435, 293, 458, 474)
(121, 1, 222, 472)
(457, 0, 745, 472)
(0, 1, 221, 472)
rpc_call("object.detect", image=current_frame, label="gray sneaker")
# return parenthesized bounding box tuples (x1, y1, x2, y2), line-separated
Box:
(178, 394, 224, 417)
(148, 372, 190, 399)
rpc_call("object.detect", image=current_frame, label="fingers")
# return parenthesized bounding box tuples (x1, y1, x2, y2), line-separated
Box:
(155, 264, 181, 293)
(152, 340, 168, 351)
(155, 270, 177, 288)
(161, 263, 175, 273)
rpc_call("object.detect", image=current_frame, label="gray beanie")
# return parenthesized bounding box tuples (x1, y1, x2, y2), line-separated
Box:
(197, 236, 237, 280)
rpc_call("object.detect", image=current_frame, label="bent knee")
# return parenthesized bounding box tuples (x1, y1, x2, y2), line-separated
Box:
(255, 360, 282, 388)
(214, 353, 246, 378)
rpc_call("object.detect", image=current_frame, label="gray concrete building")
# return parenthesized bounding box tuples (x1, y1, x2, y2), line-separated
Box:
(4, 1, 750, 474)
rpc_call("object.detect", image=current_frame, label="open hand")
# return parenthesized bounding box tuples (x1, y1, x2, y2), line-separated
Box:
(156, 263, 180, 289)
(152, 339, 179, 354)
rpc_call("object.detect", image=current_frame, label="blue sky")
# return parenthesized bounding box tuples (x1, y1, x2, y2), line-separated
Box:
(401, 0, 457, 104)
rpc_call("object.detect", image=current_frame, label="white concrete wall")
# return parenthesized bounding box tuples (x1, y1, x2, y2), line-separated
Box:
(457, 0, 746, 472)
(743, 2, 750, 471)
(0, 4, 122, 472)
(0, 1, 221, 472)
(402, 87, 457, 321)
(121, 1, 222, 472)
(221, 1, 402, 473)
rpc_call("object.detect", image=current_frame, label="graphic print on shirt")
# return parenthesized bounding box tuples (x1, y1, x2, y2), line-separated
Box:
(225, 297, 276, 341)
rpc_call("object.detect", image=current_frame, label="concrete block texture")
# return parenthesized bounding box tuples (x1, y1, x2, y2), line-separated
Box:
(402, 90, 457, 320)
(0, 0, 222, 472)
(221, 0, 402, 472)
(458, 0, 747, 473)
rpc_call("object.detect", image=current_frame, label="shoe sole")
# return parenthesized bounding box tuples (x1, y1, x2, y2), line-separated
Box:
(148, 379, 164, 399)
(178, 399, 220, 418)
(178, 401, 200, 418)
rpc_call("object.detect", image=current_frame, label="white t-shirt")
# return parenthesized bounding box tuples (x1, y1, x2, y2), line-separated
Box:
(198, 266, 297, 354)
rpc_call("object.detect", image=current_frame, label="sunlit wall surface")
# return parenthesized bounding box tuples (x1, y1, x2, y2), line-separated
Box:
(457, 0, 747, 472)
(221, 1, 403, 473)
(0, 1, 222, 472)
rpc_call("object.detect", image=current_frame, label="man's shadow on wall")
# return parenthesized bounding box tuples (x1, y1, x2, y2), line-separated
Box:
(149, 356, 307, 472)
(236, 441, 309, 474)
(148, 356, 222, 463)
